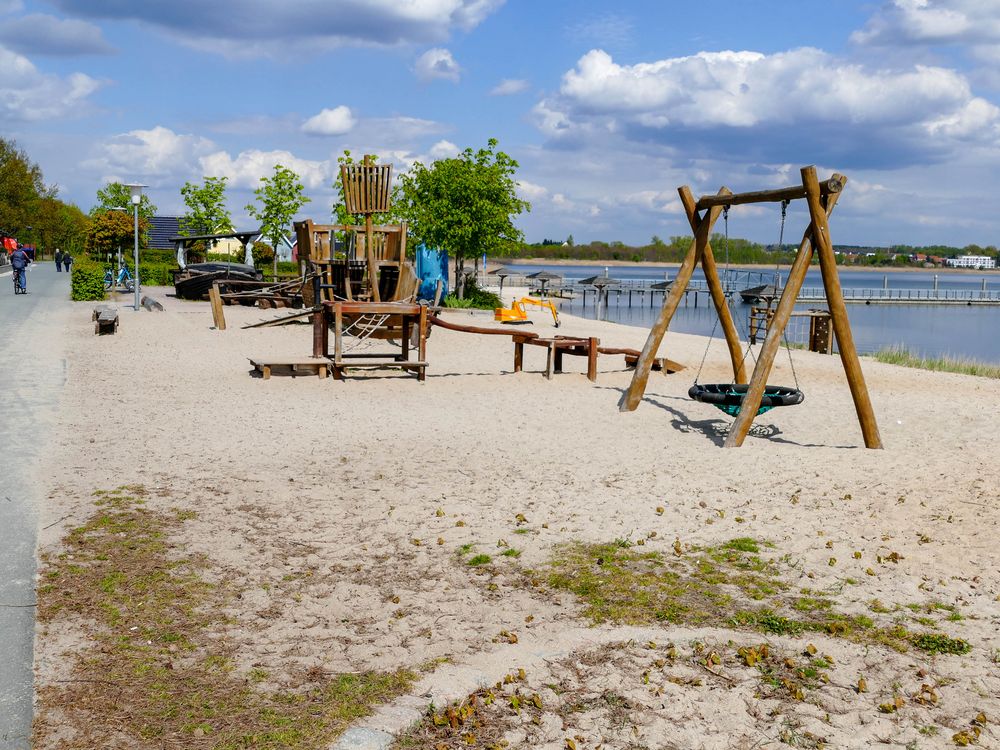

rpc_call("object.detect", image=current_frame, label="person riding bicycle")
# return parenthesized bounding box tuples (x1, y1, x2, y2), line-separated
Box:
(11, 244, 30, 294)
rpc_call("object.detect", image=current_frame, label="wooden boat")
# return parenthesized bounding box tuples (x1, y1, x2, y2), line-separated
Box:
(172, 262, 262, 300)
(739, 284, 781, 304)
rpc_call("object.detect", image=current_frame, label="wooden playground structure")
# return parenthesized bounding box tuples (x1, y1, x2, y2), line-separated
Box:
(621, 166, 883, 449)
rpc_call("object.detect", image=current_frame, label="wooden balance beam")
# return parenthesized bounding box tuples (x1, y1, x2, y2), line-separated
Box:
(250, 357, 331, 380)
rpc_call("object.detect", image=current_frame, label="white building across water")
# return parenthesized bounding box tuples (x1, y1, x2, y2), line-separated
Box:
(946, 255, 996, 269)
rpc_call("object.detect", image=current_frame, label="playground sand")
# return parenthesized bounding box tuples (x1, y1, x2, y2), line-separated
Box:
(33, 288, 1000, 749)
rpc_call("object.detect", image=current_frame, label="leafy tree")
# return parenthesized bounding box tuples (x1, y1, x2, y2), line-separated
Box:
(179, 176, 234, 241)
(566, 234, 574, 246)
(245, 164, 311, 276)
(92, 181, 158, 221)
(84, 209, 149, 259)
(397, 138, 529, 296)
(0, 136, 48, 238)
(1, 137, 91, 257)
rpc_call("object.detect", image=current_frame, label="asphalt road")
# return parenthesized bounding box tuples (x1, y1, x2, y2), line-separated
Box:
(0, 263, 72, 749)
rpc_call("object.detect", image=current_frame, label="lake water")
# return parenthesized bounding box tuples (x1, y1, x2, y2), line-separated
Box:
(500, 264, 1000, 365)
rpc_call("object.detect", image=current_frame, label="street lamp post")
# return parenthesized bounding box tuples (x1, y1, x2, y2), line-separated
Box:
(124, 183, 147, 311)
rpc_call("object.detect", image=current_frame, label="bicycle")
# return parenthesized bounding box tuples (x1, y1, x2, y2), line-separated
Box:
(12, 267, 26, 295)
(104, 263, 136, 292)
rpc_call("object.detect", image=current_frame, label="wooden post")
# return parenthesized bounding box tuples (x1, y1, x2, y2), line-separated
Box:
(679, 188, 745, 383)
(418, 304, 428, 382)
(312, 307, 327, 357)
(724, 176, 845, 447)
(802, 166, 883, 449)
(209, 282, 226, 331)
(619, 191, 726, 412)
(587, 337, 598, 382)
(513, 339, 524, 373)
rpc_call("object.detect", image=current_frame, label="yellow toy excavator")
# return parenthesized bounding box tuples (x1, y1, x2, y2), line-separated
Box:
(495, 297, 560, 327)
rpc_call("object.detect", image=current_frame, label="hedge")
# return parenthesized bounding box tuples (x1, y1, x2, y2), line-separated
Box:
(71, 259, 107, 301)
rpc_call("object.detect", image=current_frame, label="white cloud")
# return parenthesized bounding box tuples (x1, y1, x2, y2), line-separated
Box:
(199, 149, 333, 191)
(0, 46, 101, 121)
(84, 126, 217, 183)
(301, 106, 356, 136)
(852, 0, 1000, 46)
(414, 47, 461, 82)
(0, 13, 114, 55)
(490, 78, 528, 95)
(428, 139, 460, 159)
(516, 180, 548, 200)
(533, 48, 1000, 168)
(49, 0, 504, 57)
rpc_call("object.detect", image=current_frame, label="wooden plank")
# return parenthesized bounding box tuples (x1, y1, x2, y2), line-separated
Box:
(724, 171, 846, 448)
(694, 176, 844, 210)
(209, 283, 226, 331)
(803, 167, 883, 449)
(679, 187, 745, 383)
(619, 189, 725, 412)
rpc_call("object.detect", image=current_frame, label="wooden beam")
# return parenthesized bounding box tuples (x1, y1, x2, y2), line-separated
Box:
(619, 187, 726, 412)
(209, 282, 226, 331)
(679, 188, 745, 384)
(802, 167, 883, 449)
(694, 175, 844, 210)
(724, 180, 844, 447)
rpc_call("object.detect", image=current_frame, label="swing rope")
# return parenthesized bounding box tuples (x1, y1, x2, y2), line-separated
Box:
(689, 200, 804, 417)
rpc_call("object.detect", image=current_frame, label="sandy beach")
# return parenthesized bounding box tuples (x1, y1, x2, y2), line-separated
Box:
(31, 287, 1000, 749)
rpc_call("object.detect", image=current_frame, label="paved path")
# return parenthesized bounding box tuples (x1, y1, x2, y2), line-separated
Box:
(0, 263, 73, 749)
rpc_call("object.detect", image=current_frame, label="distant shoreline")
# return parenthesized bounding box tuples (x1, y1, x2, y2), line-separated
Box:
(490, 257, 999, 275)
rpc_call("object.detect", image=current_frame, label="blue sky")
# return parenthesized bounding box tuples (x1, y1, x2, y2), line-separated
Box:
(3, 0, 1000, 247)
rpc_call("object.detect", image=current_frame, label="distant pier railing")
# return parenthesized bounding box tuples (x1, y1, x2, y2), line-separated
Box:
(482, 272, 1000, 307)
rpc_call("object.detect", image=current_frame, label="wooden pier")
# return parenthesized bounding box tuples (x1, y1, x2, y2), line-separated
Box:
(488, 273, 1000, 308)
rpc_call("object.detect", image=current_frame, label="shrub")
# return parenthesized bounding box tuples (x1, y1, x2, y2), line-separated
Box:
(443, 277, 502, 309)
(71, 258, 107, 301)
(252, 241, 274, 267)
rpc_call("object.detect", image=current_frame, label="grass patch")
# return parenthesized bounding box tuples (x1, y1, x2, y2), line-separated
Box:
(545, 539, 965, 653)
(869, 345, 1000, 379)
(911, 633, 972, 655)
(468, 554, 493, 567)
(35, 487, 414, 749)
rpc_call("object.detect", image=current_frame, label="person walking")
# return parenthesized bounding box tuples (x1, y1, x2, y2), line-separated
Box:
(54, 248, 64, 272)
(63, 252, 73, 274)
(11, 244, 30, 294)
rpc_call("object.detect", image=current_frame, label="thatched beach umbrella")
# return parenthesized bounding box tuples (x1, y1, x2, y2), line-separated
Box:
(577, 275, 621, 317)
(528, 270, 562, 298)
(489, 266, 513, 297)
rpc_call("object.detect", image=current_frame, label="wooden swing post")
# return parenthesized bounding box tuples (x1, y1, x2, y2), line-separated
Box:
(679, 187, 747, 386)
(724, 173, 844, 446)
(623, 166, 883, 449)
(802, 167, 882, 449)
(618, 189, 729, 412)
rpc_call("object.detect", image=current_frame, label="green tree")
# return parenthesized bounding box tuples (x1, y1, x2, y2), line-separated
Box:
(0, 136, 48, 239)
(397, 138, 529, 296)
(84, 209, 149, 259)
(245, 164, 311, 277)
(92, 181, 158, 221)
(179, 176, 234, 240)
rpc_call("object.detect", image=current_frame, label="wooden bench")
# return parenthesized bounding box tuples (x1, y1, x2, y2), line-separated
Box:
(249, 358, 331, 380)
(93, 306, 119, 335)
(513, 335, 599, 381)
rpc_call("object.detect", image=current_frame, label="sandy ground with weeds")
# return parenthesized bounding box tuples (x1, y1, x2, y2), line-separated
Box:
(34, 287, 1000, 749)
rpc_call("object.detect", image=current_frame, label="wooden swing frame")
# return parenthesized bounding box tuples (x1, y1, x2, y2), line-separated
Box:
(620, 165, 883, 449)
